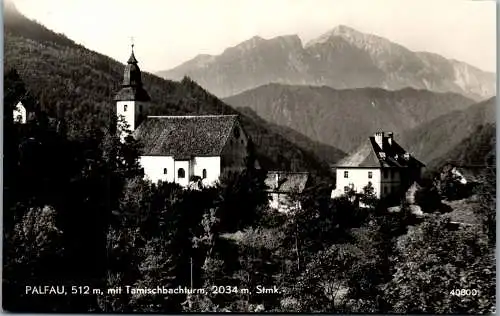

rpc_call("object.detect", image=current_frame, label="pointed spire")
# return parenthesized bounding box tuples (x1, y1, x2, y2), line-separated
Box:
(127, 45, 138, 64)
(127, 36, 138, 64)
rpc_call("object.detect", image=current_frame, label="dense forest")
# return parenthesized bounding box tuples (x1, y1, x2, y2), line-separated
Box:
(3, 69, 496, 313)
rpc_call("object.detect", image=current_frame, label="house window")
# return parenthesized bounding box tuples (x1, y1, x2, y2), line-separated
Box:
(123, 104, 128, 112)
(163, 168, 167, 175)
(391, 169, 396, 178)
(344, 186, 349, 193)
(344, 171, 349, 178)
(16, 115, 22, 123)
(383, 169, 389, 179)
(178, 168, 185, 178)
(368, 171, 373, 179)
(234, 127, 240, 139)
(139, 105, 143, 113)
(202, 169, 207, 179)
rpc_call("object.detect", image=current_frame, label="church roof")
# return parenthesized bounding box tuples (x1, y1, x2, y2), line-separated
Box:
(336, 132, 425, 168)
(134, 115, 239, 158)
(265, 172, 310, 193)
(127, 51, 138, 64)
(115, 46, 150, 101)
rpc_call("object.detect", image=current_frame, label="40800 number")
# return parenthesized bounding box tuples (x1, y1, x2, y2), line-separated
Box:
(450, 289, 479, 296)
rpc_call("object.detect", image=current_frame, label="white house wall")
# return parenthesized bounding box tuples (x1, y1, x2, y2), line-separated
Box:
(332, 168, 381, 199)
(174, 160, 190, 187)
(140, 156, 175, 183)
(13, 101, 27, 124)
(192, 156, 221, 185)
(268, 192, 299, 214)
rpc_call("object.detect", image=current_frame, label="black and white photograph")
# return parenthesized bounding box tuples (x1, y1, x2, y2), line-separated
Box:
(2, 0, 496, 313)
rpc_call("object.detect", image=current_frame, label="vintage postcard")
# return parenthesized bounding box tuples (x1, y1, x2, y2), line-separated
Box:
(3, 0, 496, 313)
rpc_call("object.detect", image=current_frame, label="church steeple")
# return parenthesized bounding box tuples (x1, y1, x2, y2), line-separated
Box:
(115, 43, 150, 102)
(115, 43, 151, 138)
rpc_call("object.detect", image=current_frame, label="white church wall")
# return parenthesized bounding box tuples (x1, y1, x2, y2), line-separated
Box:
(174, 160, 190, 187)
(332, 168, 381, 199)
(13, 101, 27, 124)
(116, 100, 148, 134)
(192, 156, 220, 185)
(140, 156, 175, 184)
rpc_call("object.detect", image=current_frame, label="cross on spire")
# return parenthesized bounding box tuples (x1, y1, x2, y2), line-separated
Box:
(127, 36, 138, 64)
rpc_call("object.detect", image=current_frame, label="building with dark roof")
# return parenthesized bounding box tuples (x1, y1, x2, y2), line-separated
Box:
(116, 46, 249, 186)
(332, 131, 425, 199)
(264, 171, 310, 213)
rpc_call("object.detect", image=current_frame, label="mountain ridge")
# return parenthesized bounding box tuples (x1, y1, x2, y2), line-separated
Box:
(223, 83, 475, 153)
(400, 96, 496, 170)
(158, 25, 495, 100)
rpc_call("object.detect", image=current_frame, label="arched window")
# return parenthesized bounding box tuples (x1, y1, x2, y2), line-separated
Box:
(202, 169, 207, 179)
(124, 104, 128, 112)
(178, 168, 185, 178)
(163, 168, 167, 175)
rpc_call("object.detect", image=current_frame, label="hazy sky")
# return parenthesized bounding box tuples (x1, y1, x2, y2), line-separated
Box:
(13, 0, 497, 73)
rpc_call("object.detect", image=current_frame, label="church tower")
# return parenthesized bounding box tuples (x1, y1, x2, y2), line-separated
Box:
(115, 44, 151, 138)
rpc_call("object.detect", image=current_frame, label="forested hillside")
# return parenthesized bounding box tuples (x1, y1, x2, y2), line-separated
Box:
(401, 97, 495, 170)
(429, 123, 496, 170)
(224, 83, 474, 152)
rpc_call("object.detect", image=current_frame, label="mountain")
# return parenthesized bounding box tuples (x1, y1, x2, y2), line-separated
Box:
(429, 123, 495, 170)
(3, 4, 338, 175)
(400, 97, 496, 170)
(157, 25, 495, 100)
(223, 83, 474, 153)
(237, 106, 346, 164)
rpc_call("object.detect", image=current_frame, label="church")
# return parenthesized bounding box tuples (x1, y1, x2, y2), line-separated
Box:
(115, 46, 250, 186)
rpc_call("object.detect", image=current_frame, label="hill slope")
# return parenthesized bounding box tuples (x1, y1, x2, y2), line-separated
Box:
(3, 4, 336, 174)
(237, 106, 346, 164)
(429, 123, 495, 170)
(158, 25, 495, 100)
(400, 97, 496, 170)
(223, 83, 474, 152)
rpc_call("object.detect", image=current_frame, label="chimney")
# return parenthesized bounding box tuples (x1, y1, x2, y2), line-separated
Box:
(387, 132, 394, 145)
(374, 131, 384, 149)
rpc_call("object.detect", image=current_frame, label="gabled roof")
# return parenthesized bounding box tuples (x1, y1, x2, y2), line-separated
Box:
(265, 171, 310, 193)
(134, 115, 239, 158)
(336, 132, 425, 168)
